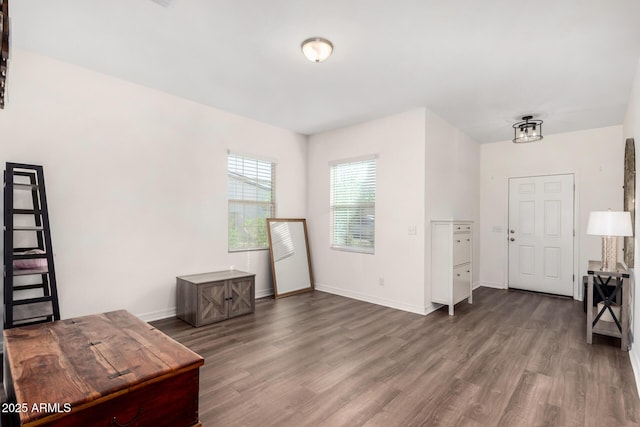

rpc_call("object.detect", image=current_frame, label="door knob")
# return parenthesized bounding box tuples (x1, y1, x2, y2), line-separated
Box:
(510, 237, 515, 242)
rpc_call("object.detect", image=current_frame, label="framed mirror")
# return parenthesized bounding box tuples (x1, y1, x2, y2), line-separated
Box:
(624, 138, 636, 266)
(266, 218, 314, 299)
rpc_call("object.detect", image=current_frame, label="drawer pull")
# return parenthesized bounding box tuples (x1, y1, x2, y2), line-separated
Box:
(466, 239, 470, 242)
(456, 273, 461, 277)
(456, 240, 461, 243)
(112, 408, 143, 427)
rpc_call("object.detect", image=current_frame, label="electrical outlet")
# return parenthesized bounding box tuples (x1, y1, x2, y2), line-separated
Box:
(408, 225, 417, 235)
(379, 277, 384, 286)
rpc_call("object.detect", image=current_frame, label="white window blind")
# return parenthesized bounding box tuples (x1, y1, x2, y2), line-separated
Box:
(270, 222, 296, 262)
(330, 157, 376, 253)
(228, 154, 275, 251)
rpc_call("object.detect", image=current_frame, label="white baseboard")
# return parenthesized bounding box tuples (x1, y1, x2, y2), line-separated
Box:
(135, 289, 273, 322)
(630, 347, 640, 399)
(136, 307, 176, 322)
(425, 302, 445, 315)
(477, 281, 506, 290)
(256, 288, 274, 299)
(315, 283, 428, 315)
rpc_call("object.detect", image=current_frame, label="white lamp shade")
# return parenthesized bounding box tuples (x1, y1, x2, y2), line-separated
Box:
(301, 38, 333, 63)
(587, 211, 633, 236)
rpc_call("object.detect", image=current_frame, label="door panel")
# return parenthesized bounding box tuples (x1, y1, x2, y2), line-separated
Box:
(229, 278, 254, 318)
(543, 247, 560, 278)
(518, 246, 535, 275)
(544, 200, 561, 236)
(508, 174, 574, 296)
(198, 282, 227, 324)
(519, 201, 536, 235)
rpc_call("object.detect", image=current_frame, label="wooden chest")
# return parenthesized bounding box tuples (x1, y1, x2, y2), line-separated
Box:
(3, 310, 204, 426)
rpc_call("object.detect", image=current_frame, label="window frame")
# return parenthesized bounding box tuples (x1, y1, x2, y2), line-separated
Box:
(329, 155, 377, 254)
(227, 152, 276, 252)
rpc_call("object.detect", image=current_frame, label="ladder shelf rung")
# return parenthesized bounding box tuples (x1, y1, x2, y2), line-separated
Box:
(13, 283, 47, 291)
(13, 209, 42, 215)
(13, 296, 55, 306)
(12, 225, 44, 231)
(12, 252, 48, 260)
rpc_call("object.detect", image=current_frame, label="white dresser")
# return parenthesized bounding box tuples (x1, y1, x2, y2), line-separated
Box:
(431, 220, 473, 315)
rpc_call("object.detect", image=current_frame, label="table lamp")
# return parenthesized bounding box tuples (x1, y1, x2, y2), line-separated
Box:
(587, 210, 633, 271)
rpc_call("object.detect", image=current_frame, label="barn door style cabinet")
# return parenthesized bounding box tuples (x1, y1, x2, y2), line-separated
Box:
(177, 270, 255, 327)
(431, 220, 473, 315)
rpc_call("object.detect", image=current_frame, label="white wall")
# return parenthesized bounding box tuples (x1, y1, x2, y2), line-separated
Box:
(306, 108, 480, 315)
(424, 110, 481, 309)
(0, 50, 307, 321)
(307, 108, 427, 314)
(479, 126, 625, 296)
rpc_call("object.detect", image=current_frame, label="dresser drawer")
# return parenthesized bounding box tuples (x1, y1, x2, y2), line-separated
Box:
(37, 369, 200, 427)
(452, 234, 471, 265)
(454, 223, 472, 233)
(453, 265, 471, 305)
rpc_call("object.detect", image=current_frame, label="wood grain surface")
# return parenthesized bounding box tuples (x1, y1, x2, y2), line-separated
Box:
(153, 287, 640, 427)
(4, 310, 204, 425)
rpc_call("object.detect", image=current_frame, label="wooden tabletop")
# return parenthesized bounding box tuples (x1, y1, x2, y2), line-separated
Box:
(177, 269, 255, 284)
(587, 260, 630, 278)
(3, 310, 204, 425)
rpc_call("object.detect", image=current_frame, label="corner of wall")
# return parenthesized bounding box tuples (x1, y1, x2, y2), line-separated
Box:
(629, 343, 640, 399)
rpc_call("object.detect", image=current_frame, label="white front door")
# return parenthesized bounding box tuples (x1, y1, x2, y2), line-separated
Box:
(508, 174, 574, 296)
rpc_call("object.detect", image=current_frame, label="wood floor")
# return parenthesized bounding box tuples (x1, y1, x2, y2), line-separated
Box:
(152, 287, 640, 427)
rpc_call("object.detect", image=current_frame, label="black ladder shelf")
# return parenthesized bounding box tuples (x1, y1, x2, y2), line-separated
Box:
(3, 162, 60, 328)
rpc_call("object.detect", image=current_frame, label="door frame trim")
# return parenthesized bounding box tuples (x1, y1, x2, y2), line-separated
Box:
(505, 172, 580, 300)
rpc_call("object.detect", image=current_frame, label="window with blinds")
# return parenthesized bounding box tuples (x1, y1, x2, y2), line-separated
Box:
(228, 154, 275, 251)
(330, 156, 376, 253)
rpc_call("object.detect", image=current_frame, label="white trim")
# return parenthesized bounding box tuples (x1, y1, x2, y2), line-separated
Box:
(477, 281, 506, 290)
(256, 288, 274, 299)
(629, 347, 640, 399)
(315, 283, 430, 315)
(227, 149, 278, 165)
(328, 153, 378, 166)
(505, 172, 580, 299)
(135, 307, 176, 322)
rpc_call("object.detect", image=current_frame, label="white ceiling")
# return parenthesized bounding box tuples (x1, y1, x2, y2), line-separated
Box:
(10, 0, 640, 142)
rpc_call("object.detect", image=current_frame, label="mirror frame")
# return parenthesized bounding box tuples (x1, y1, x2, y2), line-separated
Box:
(266, 218, 314, 299)
(624, 138, 636, 266)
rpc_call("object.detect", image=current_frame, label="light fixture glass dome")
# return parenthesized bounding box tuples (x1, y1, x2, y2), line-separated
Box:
(301, 37, 333, 63)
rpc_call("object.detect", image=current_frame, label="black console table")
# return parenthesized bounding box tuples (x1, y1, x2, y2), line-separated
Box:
(586, 260, 630, 351)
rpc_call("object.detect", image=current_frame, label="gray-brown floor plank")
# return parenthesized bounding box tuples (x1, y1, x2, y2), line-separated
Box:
(152, 287, 640, 426)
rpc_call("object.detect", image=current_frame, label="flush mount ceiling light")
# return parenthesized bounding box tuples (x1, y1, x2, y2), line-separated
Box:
(301, 37, 333, 63)
(512, 115, 543, 143)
